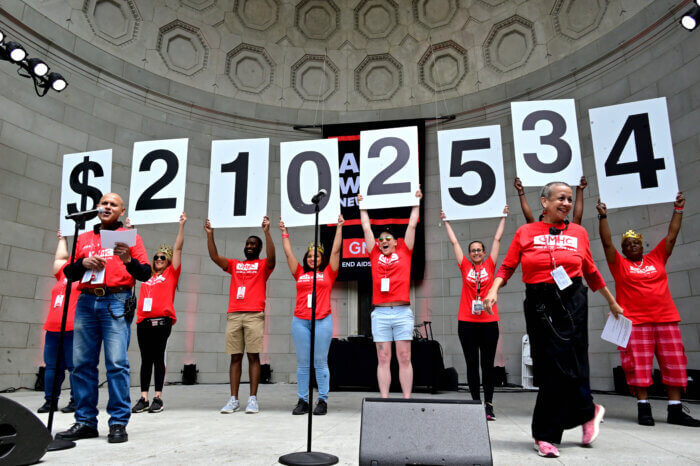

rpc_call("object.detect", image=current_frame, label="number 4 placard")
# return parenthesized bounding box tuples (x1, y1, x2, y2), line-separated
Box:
(589, 97, 678, 209)
(128, 138, 188, 225)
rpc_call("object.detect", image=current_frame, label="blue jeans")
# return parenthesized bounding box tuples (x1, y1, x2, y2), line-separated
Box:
(72, 292, 133, 428)
(292, 315, 333, 402)
(43, 330, 74, 401)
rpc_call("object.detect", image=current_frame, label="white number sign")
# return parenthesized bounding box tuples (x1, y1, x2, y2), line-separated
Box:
(60, 150, 112, 235)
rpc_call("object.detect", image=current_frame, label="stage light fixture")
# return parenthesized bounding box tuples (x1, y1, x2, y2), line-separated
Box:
(27, 57, 49, 77)
(48, 72, 67, 92)
(5, 41, 26, 62)
(0, 29, 5, 44)
(681, 6, 700, 31)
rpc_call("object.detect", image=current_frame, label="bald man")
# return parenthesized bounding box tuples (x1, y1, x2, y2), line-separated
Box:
(57, 193, 151, 444)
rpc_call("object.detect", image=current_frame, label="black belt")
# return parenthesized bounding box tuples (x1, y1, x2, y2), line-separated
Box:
(142, 317, 171, 327)
(82, 286, 132, 297)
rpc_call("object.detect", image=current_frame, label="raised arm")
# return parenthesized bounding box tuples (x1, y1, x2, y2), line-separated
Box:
(204, 219, 228, 270)
(53, 230, 69, 274)
(404, 188, 423, 250)
(596, 199, 616, 264)
(171, 212, 187, 270)
(489, 205, 508, 264)
(278, 218, 299, 275)
(329, 215, 345, 272)
(666, 192, 684, 256)
(358, 194, 375, 252)
(514, 177, 534, 224)
(262, 216, 276, 271)
(440, 210, 464, 265)
(572, 175, 587, 225)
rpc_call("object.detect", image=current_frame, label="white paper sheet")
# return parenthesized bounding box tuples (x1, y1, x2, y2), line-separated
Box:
(100, 229, 137, 250)
(81, 268, 105, 285)
(601, 314, 632, 348)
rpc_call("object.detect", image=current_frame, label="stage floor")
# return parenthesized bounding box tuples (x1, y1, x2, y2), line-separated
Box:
(4, 383, 699, 465)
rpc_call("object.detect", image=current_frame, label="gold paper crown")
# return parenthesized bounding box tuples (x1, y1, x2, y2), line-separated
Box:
(307, 242, 324, 255)
(156, 244, 174, 261)
(621, 230, 642, 242)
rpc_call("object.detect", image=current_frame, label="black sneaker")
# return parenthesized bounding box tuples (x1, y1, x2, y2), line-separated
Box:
(61, 398, 76, 413)
(485, 402, 496, 421)
(292, 399, 309, 415)
(55, 423, 99, 440)
(148, 397, 164, 413)
(108, 424, 128, 443)
(37, 400, 58, 413)
(313, 399, 327, 415)
(132, 397, 149, 413)
(667, 404, 700, 427)
(637, 402, 654, 426)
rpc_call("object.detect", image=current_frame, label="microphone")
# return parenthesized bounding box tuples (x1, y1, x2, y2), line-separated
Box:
(65, 207, 105, 220)
(311, 189, 328, 205)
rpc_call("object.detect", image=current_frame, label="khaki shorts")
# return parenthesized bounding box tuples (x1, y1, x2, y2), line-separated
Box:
(226, 311, 265, 354)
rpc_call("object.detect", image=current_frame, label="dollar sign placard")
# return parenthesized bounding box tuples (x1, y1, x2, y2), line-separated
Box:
(60, 150, 112, 235)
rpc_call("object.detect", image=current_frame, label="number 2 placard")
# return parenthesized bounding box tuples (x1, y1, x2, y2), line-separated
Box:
(128, 138, 188, 225)
(589, 97, 678, 209)
(359, 126, 419, 210)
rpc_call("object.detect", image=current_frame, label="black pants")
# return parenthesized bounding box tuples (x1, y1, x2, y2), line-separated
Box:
(524, 279, 594, 443)
(136, 318, 172, 392)
(458, 321, 499, 403)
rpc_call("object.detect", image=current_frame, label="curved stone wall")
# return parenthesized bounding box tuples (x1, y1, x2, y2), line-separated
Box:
(0, 0, 698, 391)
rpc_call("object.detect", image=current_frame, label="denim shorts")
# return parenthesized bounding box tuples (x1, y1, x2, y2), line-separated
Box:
(371, 305, 414, 342)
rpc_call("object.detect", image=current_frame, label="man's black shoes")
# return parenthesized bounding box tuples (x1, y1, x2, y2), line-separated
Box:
(108, 424, 128, 443)
(55, 423, 98, 440)
(37, 400, 58, 413)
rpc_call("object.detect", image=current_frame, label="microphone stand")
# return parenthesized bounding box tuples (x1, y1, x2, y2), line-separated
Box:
(46, 213, 93, 451)
(279, 198, 338, 466)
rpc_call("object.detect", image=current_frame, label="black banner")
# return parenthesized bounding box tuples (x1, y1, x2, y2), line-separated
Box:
(320, 119, 426, 282)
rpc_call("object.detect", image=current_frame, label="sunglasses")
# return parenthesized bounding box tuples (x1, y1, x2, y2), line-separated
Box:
(469, 249, 483, 253)
(153, 255, 168, 261)
(378, 236, 394, 241)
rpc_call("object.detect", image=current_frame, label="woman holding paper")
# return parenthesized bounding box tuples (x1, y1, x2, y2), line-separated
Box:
(441, 206, 508, 421)
(483, 182, 623, 458)
(278, 214, 344, 416)
(597, 194, 699, 428)
(131, 212, 186, 414)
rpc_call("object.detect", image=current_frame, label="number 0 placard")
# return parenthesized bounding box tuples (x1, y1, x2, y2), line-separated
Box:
(589, 97, 678, 209)
(128, 138, 188, 225)
(60, 150, 112, 235)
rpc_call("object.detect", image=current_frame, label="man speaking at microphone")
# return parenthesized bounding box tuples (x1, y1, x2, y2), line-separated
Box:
(57, 193, 150, 443)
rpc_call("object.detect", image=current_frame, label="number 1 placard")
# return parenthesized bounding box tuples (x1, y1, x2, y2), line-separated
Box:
(128, 138, 188, 225)
(589, 97, 678, 209)
(208, 139, 269, 228)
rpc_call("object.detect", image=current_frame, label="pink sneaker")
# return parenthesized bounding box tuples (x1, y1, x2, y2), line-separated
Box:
(534, 440, 560, 458)
(582, 403, 605, 446)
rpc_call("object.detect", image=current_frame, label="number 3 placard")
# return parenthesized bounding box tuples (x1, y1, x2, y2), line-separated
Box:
(589, 97, 678, 209)
(128, 138, 188, 225)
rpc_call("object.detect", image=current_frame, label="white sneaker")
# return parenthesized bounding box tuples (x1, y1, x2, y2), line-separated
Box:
(220, 397, 240, 414)
(245, 396, 259, 414)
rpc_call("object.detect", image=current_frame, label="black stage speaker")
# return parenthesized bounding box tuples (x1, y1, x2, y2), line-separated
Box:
(359, 398, 492, 466)
(0, 395, 51, 465)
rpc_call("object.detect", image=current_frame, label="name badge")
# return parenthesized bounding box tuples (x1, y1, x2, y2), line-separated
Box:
(307, 294, 313, 309)
(472, 298, 483, 315)
(380, 278, 390, 292)
(143, 298, 152, 312)
(237, 286, 246, 300)
(551, 266, 573, 290)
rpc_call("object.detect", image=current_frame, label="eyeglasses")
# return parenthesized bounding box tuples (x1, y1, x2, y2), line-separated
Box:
(469, 249, 483, 253)
(153, 255, 168, 261)
(378, 237, 394, 241)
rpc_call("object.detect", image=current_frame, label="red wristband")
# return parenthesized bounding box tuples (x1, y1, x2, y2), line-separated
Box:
(282, 233, 289, 238)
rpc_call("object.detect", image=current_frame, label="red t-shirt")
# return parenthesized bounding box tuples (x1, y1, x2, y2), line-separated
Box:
(370, 238, 413, 305)
(225, 258, 272, 312)
(74, 228, 149, 290)
(609, 239, 679, 324)
(496, 221, 605, 291)
(293, 264, 338, 320)
(44, 266, 79, 332)
(458, 256, 499, 323)
(136, 264, 181, 324)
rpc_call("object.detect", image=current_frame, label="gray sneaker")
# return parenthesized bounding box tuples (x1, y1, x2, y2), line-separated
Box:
(220, 396, 240, 414)
(245, 396, 259, 414)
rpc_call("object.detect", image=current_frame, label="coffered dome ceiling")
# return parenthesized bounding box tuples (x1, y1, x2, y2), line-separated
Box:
(24, 0, 652, 111)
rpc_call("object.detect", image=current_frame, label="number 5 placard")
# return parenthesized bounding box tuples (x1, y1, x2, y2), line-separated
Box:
(128, 138, 188, 225)
(208, 139, 269, 228)
(359, 126, 419, 210)
(589, 97, 678, 209)
(438, 126, 506, 220)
